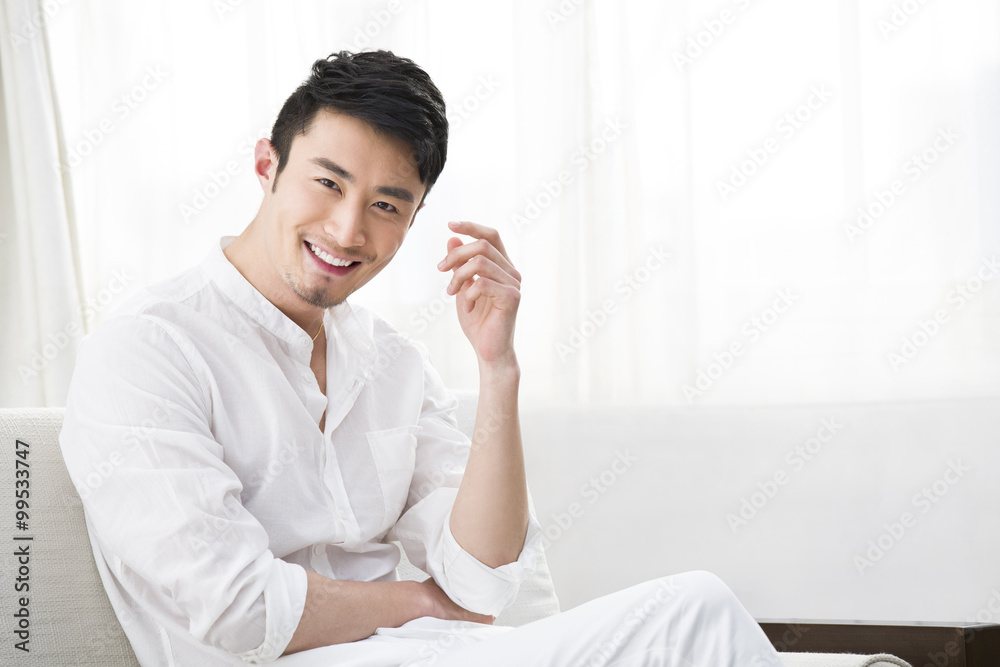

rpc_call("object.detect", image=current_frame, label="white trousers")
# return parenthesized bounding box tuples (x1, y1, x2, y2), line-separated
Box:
(276, 571, 785, 667)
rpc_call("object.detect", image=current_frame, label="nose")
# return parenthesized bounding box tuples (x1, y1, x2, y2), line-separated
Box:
(324, 201, 366, 249)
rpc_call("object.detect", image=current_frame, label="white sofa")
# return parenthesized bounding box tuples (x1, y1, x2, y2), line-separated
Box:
(0, 397, 913, 666)
(518, 397, 999, 625)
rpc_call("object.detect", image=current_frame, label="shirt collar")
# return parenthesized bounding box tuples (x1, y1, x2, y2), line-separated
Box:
(200, 236, 376, 362)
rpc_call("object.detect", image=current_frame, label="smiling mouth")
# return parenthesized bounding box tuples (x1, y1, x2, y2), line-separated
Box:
(305, 241, 359, 268)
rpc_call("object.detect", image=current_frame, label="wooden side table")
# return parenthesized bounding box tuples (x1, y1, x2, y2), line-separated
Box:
(759, 620, 1000, 667)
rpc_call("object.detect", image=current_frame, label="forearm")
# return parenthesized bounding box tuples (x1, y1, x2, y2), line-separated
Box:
(449, 358, 530, 568)
(282, 571, 424, 655)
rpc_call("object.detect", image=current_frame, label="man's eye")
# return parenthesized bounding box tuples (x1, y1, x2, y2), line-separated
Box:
(374, 202, 397, 213)
(318, 178, 340, 190)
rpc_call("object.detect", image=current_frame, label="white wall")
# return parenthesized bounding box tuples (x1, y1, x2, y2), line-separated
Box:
(521, 398, 1000, 623)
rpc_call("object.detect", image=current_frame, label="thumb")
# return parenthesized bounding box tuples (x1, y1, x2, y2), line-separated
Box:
(467, 611, 496, 625)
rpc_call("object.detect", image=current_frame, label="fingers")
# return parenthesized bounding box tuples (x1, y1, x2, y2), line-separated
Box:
(446, 254, 519, 297)
(446, 220, 512, 263)
(439, 238, 521, 286)
(460, 277, 520, 313)
(469, 612, 496, 625)
(438, 224, 521, 284)
(450, 603, 495, 625)
(446, 607, 495, 624)
(438, 223, 521, 300)
(418, 578, 496, 625)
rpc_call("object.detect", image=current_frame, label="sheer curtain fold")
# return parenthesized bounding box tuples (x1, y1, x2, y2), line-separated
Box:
(0, 0, 83, 407)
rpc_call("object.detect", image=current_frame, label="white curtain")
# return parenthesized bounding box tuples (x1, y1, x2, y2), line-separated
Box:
(5, 0, 998, 408)
(0, 0, 84, 407)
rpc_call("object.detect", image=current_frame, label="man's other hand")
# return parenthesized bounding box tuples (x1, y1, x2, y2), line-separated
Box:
(417, 577, 497, 625)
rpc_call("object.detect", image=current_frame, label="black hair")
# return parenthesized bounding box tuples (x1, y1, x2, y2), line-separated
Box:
(269, 50, 448, 201)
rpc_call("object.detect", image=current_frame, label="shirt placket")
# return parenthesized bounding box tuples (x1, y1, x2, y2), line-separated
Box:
(316, 309, 378, 553)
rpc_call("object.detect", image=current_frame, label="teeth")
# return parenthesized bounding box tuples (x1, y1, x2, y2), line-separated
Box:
(308, 242, 355, 267)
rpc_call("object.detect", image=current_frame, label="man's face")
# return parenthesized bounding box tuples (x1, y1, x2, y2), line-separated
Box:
(260, 110, 426, 310)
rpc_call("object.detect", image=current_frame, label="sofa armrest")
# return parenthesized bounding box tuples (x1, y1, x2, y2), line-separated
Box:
(0, 408, 140, 666)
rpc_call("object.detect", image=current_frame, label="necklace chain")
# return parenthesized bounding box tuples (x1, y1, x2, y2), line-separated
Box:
(311, 320, 324, 342)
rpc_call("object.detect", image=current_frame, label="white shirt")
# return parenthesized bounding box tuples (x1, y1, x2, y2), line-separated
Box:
(59, 236, 541, 666)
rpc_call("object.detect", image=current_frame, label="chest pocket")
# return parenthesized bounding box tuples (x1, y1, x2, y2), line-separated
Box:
(366, 425, 420, 535)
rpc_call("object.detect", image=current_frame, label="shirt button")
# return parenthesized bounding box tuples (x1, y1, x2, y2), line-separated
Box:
(312, 544, 324, 556)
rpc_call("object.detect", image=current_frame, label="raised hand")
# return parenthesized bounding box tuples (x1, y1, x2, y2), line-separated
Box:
(437, 221, 521, 369)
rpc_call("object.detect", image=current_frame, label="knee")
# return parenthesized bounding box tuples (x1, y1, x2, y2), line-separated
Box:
(658, 570, 741, 611)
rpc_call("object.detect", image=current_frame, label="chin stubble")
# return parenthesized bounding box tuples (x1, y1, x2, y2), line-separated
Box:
(284, 269, 347, 309)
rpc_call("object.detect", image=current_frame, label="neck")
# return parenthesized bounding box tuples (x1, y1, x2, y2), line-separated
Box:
(223, 223, 325, 335)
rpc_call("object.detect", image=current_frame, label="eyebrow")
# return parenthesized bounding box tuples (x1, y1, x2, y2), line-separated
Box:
(309, 157, 416, 204)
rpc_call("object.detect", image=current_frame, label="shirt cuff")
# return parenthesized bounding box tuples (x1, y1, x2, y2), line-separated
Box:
(439, 508, 543, 617)
(236, 557, 308, 664)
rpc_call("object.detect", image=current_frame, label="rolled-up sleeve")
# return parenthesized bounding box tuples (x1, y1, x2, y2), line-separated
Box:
(386, 344, 543, 617)
(59, 315, 307, 663)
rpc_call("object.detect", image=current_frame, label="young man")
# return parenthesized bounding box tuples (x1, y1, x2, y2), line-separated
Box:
(59, 50, 784, 666)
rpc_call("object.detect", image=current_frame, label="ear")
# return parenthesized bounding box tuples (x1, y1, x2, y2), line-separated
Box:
(253, 139, 279, 193)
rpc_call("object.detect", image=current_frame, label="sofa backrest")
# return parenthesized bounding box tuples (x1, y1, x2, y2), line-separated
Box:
(0, 393, 559, 665)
